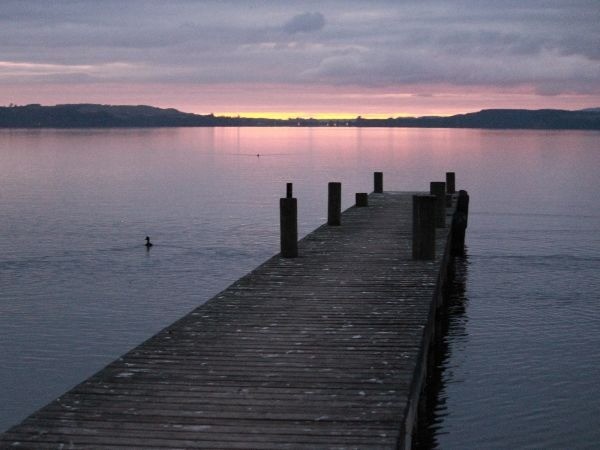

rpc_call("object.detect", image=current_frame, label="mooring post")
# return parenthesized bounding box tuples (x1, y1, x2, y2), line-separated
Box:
(280, 197, 298, 258)
(355, 193, 368, 207)
(286, 182, 293, 199)
(328, 182, 342, 226)
(446, 172, 456, 194)
(451, 189, 470, 256)
(374, 172, 383, 193)
(430, 181, 447, 227)
(458, 189, 469, 228)
(413, 195, 436, 260)
(445, 172, 455, 206)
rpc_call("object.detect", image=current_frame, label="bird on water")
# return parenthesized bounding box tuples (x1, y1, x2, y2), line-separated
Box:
(145, 236, 153, 248)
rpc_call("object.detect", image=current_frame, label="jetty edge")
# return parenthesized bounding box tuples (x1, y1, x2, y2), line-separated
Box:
(1, 174, 468, 449)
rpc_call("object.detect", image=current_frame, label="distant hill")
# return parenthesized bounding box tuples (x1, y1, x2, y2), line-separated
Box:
(1, 104, 599, 130)
(368, 109, 600, 130)
(0, 104, 222, 128)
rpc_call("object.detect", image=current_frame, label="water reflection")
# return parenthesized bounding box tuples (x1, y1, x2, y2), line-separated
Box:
(1, 128, 599, 441)
(413, 254, 470, 450)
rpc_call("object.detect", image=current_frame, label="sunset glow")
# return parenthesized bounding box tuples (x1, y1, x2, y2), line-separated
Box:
(1, 1, 598, 116)
(215, 112, 421, 120)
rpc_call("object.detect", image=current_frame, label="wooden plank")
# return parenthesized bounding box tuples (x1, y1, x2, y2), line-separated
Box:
(0, 192, 453, 449)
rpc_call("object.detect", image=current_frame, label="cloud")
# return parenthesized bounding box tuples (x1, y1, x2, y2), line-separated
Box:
(300, 45, 600, 95)
(0, 60, 167, 85)
(0, 0, 598, 99)
(283, 12, 325, 34)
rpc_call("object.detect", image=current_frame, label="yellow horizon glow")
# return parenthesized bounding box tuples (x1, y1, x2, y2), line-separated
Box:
(214, 111, 452, 120)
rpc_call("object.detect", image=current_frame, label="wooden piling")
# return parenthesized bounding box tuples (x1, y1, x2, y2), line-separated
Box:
(286, 182, 293, 199)
(412, 195, 436, 259)
(458, 189, 469, 227)
(355, 192, 368, 207)
(374, 172, 383, 193)
(451, 189, 470, 256)
(328, 182, 342, 226)
(430, 181, 446, 228)
(280, 197, 298, 257)
(446, 172, 456, 194)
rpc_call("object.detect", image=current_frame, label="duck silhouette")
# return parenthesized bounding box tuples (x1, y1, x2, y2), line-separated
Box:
(145, 236, 153, 248)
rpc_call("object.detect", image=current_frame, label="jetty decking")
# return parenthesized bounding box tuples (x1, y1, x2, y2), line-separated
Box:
(1, 190, 456, 450)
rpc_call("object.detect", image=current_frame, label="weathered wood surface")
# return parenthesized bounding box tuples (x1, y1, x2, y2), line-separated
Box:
(1, 192, 452, 449)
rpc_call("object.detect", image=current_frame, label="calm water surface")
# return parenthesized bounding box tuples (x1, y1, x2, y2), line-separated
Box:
(1, 127, 599, 447)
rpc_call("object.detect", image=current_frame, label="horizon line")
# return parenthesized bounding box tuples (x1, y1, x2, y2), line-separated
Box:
(4, 102, 598, 121)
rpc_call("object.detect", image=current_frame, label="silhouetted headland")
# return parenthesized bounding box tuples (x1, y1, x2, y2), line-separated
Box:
(1, 103, 599, 130)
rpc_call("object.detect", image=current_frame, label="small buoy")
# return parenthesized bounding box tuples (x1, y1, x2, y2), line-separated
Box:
(145, 236, 153, 248)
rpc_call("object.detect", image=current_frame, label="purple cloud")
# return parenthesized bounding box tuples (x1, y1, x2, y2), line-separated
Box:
(283, 12, 325, 34)
(0, 0, 598, 98)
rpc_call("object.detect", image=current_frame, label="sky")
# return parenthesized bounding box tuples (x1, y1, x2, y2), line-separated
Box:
(1, 0, 599, 118)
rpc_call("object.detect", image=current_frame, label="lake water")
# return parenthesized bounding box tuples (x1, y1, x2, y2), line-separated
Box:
(1, 127, 599, 447)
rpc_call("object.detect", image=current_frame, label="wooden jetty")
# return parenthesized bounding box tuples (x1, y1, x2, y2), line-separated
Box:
(1, 175, 468, 449)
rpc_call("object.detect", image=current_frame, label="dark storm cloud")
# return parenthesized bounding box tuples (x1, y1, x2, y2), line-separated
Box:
(1, 0, 598, 95)
(283, 12, 326, 34)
